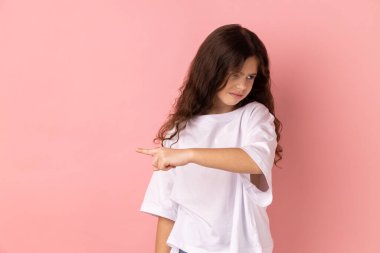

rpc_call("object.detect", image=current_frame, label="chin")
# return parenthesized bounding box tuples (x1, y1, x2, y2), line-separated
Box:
(228, 98, 243, 105)
(222, 99, 237, 106)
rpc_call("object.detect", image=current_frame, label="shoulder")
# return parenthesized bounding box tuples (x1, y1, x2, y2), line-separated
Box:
(243, 101, 275, 131)
(244, 101, 271, 117)
(243, 102, 277, 140)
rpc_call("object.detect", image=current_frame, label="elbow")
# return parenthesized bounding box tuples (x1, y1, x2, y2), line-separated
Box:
(248, 159, 263, 174)
(239, 148, 263, 174)
(251, 167, 263, 174)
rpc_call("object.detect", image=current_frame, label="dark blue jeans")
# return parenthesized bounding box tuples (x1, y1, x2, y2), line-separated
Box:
(179, 249, 188, 253)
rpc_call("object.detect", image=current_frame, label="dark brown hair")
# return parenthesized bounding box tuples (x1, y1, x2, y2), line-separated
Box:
(153, 24, 283, 167)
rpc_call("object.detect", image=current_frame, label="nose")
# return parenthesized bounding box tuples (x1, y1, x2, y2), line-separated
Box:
(235, 77, 249, 90)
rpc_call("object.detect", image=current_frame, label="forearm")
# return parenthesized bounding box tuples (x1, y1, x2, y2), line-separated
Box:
(188, 148, 262, 174)
(155, 216, 174, 253)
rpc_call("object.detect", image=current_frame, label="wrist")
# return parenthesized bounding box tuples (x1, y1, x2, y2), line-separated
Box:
(187, 148, 196, 164)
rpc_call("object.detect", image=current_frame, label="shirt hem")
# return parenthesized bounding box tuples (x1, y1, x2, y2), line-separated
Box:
(140, 201, 176, 221)
(167, 237, 273, 253)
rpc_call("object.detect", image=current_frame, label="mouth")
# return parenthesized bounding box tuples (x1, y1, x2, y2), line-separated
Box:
(229, 92, 244, 99)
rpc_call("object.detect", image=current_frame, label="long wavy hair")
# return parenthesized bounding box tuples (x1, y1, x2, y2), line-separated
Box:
(153, 24, 283, 167)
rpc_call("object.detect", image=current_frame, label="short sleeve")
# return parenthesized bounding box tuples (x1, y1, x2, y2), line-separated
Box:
(239, 103, 277, 207)
(140, 138, 178, 221)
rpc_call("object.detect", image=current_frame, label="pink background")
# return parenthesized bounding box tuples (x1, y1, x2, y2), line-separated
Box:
(0, 0, 379, 252)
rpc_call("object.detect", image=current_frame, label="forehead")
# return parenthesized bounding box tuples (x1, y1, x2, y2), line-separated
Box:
(234, 56, 259, 75)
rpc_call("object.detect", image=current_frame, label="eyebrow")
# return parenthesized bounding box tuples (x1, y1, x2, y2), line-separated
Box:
(238, 71, 257, 76)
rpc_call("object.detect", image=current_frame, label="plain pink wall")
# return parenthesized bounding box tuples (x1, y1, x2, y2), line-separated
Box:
(0, 0, 379, 252)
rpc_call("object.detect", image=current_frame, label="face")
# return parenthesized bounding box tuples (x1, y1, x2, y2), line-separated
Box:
(210, 56, 259, 114)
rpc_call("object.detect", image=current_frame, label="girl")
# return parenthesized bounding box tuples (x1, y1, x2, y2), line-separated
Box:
(136, 24, 283, 253)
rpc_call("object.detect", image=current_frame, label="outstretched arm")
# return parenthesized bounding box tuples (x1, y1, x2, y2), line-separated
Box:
(136, 147, 262, 174)
(188, 148, 262, 174)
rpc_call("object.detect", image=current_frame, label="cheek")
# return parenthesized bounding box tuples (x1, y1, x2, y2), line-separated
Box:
(214, 90, 224, 100)
(223, 81, 234, 92)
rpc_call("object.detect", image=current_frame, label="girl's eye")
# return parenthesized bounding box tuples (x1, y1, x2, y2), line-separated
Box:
(247, 75, 256, 80)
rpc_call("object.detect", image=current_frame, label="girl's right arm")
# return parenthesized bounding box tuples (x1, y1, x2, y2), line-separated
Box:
(155, 216, 174, 253)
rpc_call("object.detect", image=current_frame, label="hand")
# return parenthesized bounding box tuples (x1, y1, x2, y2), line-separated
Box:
(135, 147, 193, 171)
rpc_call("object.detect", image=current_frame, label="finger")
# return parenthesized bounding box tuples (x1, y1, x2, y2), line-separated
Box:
(152, 157, 160, 170)
(164, 162, 175, 169)
(152, 157, 158, 168)
(135, 148, 157, 156)
(157, 160, 165, 171)
(158, 161, 173, 171)
(162, 166, 175, 171)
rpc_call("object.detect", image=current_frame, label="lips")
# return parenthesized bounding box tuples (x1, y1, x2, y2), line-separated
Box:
(229, 92, 243, 98)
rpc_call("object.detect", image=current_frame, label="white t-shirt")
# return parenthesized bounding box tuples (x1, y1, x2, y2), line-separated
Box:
(140, 101, 278, 253)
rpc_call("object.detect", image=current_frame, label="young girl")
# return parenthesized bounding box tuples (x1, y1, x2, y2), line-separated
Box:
(136, 24, 283, 253)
